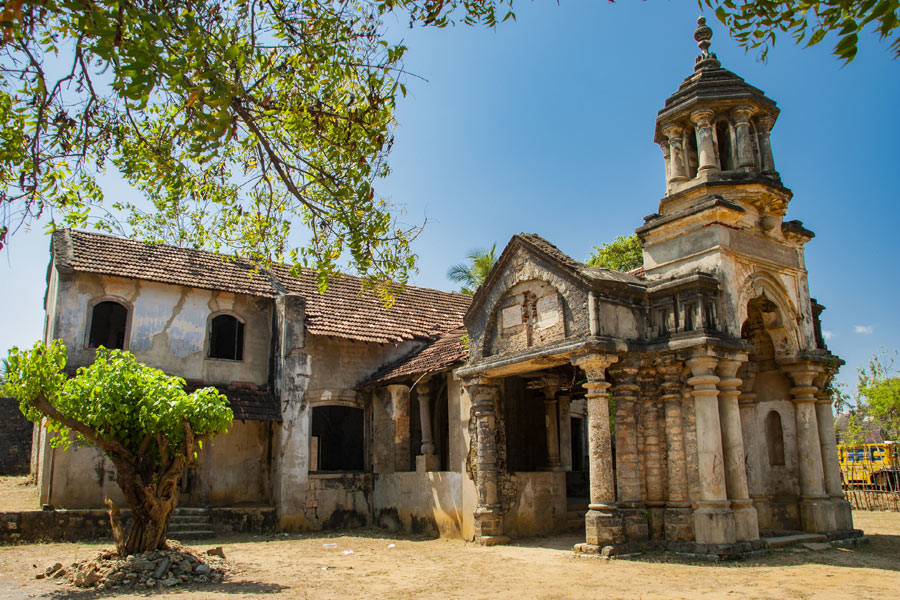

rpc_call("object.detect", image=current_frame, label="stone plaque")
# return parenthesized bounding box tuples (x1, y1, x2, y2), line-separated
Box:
(535, 294, 560, 329)
(502, 305, 522, 329)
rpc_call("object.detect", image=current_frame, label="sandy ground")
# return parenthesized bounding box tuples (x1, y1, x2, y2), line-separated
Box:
(0, 477, 38, 512)
(0, 510, 897, 600)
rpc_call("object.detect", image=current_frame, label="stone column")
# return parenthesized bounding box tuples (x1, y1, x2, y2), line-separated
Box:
(717, 357, 759, 541)
(610, 361, 648, 541)
(659, 141, 672, 188)
(415, 378, 440, 472)
(658, 357, 692, 541)
(737, 370, 768, 525)
(814, 372, 853, 531)
(731, 106, 757, 171)
(465, 379, 508, 545)
(663, 124, 688, 184)
(783, 362, 833, 533)
(639, 365, 666, 539)
(387, 384, 411, 472)
(559, 395, 573, 472)
(573, 353, 624, 551)
(686, 353, 735, 544)
(690, 109, 718, 173)
(756, 115, 776, 174)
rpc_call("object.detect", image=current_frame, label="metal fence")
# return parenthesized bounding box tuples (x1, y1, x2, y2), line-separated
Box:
(840, 442, 900, 512)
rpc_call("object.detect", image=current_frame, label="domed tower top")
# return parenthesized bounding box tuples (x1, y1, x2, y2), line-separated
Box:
(654, 17, 782, 198)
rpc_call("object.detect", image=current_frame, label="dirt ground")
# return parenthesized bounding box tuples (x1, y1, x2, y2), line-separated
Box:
(0, 510, 898, 600)
(0, 476, 38, 512)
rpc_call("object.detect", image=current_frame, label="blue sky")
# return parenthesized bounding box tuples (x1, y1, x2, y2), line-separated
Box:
(1, 1, 898, 395)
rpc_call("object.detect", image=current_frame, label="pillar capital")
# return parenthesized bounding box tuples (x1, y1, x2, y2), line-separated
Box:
(730, 105, 753, 123)
(690, 108, 715, 127)
(572, 352, 618, 383)
(662, 122, 684, 139)
(416, 376, 432, 396)
(782, 361, 826, 394)
(525, 373, 563, 400)
(756, 114, 775, 131)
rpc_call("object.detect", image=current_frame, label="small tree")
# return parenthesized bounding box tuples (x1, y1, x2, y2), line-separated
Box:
(2, 341, 232, 556)
(858, 350, 900, 441)
(586, 234, 643, 272)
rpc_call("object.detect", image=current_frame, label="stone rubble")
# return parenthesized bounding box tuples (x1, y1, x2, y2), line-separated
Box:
(36, 541, 232, 589)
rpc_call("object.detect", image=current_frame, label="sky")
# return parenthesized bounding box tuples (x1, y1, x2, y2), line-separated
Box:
(1, 1, 898, 396)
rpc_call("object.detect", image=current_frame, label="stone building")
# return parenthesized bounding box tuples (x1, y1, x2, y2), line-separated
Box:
(31, 19, 855, 556)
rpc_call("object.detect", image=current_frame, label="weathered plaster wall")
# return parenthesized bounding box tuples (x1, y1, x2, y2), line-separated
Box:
(301, 473, 373, 529)
(372, 471, 463, 537)
(502, 471, 567, 538)
(42, 421, 272, 508)
(450, 374, 478, 540)
(51, 272, 273, 385)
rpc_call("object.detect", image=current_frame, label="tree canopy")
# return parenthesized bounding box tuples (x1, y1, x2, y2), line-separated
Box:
(447, 243, 498, 294)
(0, 0, 514, 298)
(2, 341, 233, 554)
(586, 234, 643, 272)
(703, 0, 900, 62)
(857, 350, 900, 440)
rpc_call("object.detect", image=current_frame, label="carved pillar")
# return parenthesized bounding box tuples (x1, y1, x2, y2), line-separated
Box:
(663, 124, 688, 184)
(658, 357, 692, 541)
(387, 384, 411, 472)
(558, 395, 573, 472)
(416, 378, 440, 472)
(756, 115, 776, 174)
(690, 109, 718, 172)
(573, 353, 624, 550)
(686, 353, 735, 544)
(717, 357, 759, 541)
(610, 360, 647, 541)
(731, 106, 757, 171)
(783, 362, 833, 533)
(465, 379, 508, 545)
(814, 372, 853, 531)
(659, 141, 672, 189)
(639, 365, 665, 539)
(540, 377, 562, 470)
(737, 369, 768, 525)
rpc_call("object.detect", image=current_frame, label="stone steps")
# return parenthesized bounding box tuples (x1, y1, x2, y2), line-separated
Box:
(566, 499, 589, 531)
(763, 533, 828, 549)
(168, 507, 215, 541)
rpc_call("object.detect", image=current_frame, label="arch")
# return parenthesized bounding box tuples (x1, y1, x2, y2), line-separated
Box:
(765, 410, 786, 466)
(736, 271, 802, 359)
(207, 311, 245, 361)
(86, 297, 132, 350)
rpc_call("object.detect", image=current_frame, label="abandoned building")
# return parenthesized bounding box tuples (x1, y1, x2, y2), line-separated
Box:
(30, 19, 856, 556)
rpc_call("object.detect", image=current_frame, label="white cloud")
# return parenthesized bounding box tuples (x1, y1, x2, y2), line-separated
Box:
(854, 325, 874, 334)
(823, 330, 834, 340)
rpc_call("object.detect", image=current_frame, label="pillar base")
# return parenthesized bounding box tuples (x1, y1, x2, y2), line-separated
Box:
(692, 504, 735, 544)
(831, 497, 853, 531)
(474, 506, 505, 540)
(621, 507, 649, 541)
(584, 508, 625, 546)
(475, 535, 510, 546)
(731, 499, 759, 541)
(800, 497, 834, 533)
(416, 454, 441, 472)
(647, 505, 665, 540)
(664, 506, 693, 542)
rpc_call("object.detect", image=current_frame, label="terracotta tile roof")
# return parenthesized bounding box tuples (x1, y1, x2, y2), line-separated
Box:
(367, 327, 469, 385)
(55, 230, 470, 344)
(185, 381, 281, 422)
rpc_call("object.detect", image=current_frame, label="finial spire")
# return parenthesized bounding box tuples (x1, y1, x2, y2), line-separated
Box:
(694, 16, 721, 71)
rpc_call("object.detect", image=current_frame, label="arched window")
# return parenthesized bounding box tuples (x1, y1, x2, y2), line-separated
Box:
(88, 300, 128, 349)
(310, 405, 365, 471)
(208, 314, 245, 361)
(765, 410, 786, 466)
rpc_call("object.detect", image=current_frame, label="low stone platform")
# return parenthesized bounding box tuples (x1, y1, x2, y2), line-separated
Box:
(0, 506, 276, 544)
(574, 528, 867, 561)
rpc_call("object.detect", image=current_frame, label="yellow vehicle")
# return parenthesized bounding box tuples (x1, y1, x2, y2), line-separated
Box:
(838, 441, 900, 489)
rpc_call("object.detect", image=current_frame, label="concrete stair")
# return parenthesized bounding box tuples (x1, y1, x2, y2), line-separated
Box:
(566, 498, 589, 532)
(167, 506, 215, 541)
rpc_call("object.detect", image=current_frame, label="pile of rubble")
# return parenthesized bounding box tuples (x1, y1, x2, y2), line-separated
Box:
(36, 542, 233, 589)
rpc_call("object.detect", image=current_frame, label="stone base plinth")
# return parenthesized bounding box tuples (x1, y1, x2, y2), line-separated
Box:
(647, 506, 665, 540)
(732, 500, 759, 541)
(475, 535, 510, 546)
(573, 538, 769, 561)
(664, 507, 693, 541)
(584, 509, 625, 546)
(474, 506, 504, 540)
(622, 508, 650, 541)
(800, 498, 834, 533)
(831, 498, 853, 531)
(416, 454, 441, 472)
(693, 505, 735, 544)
